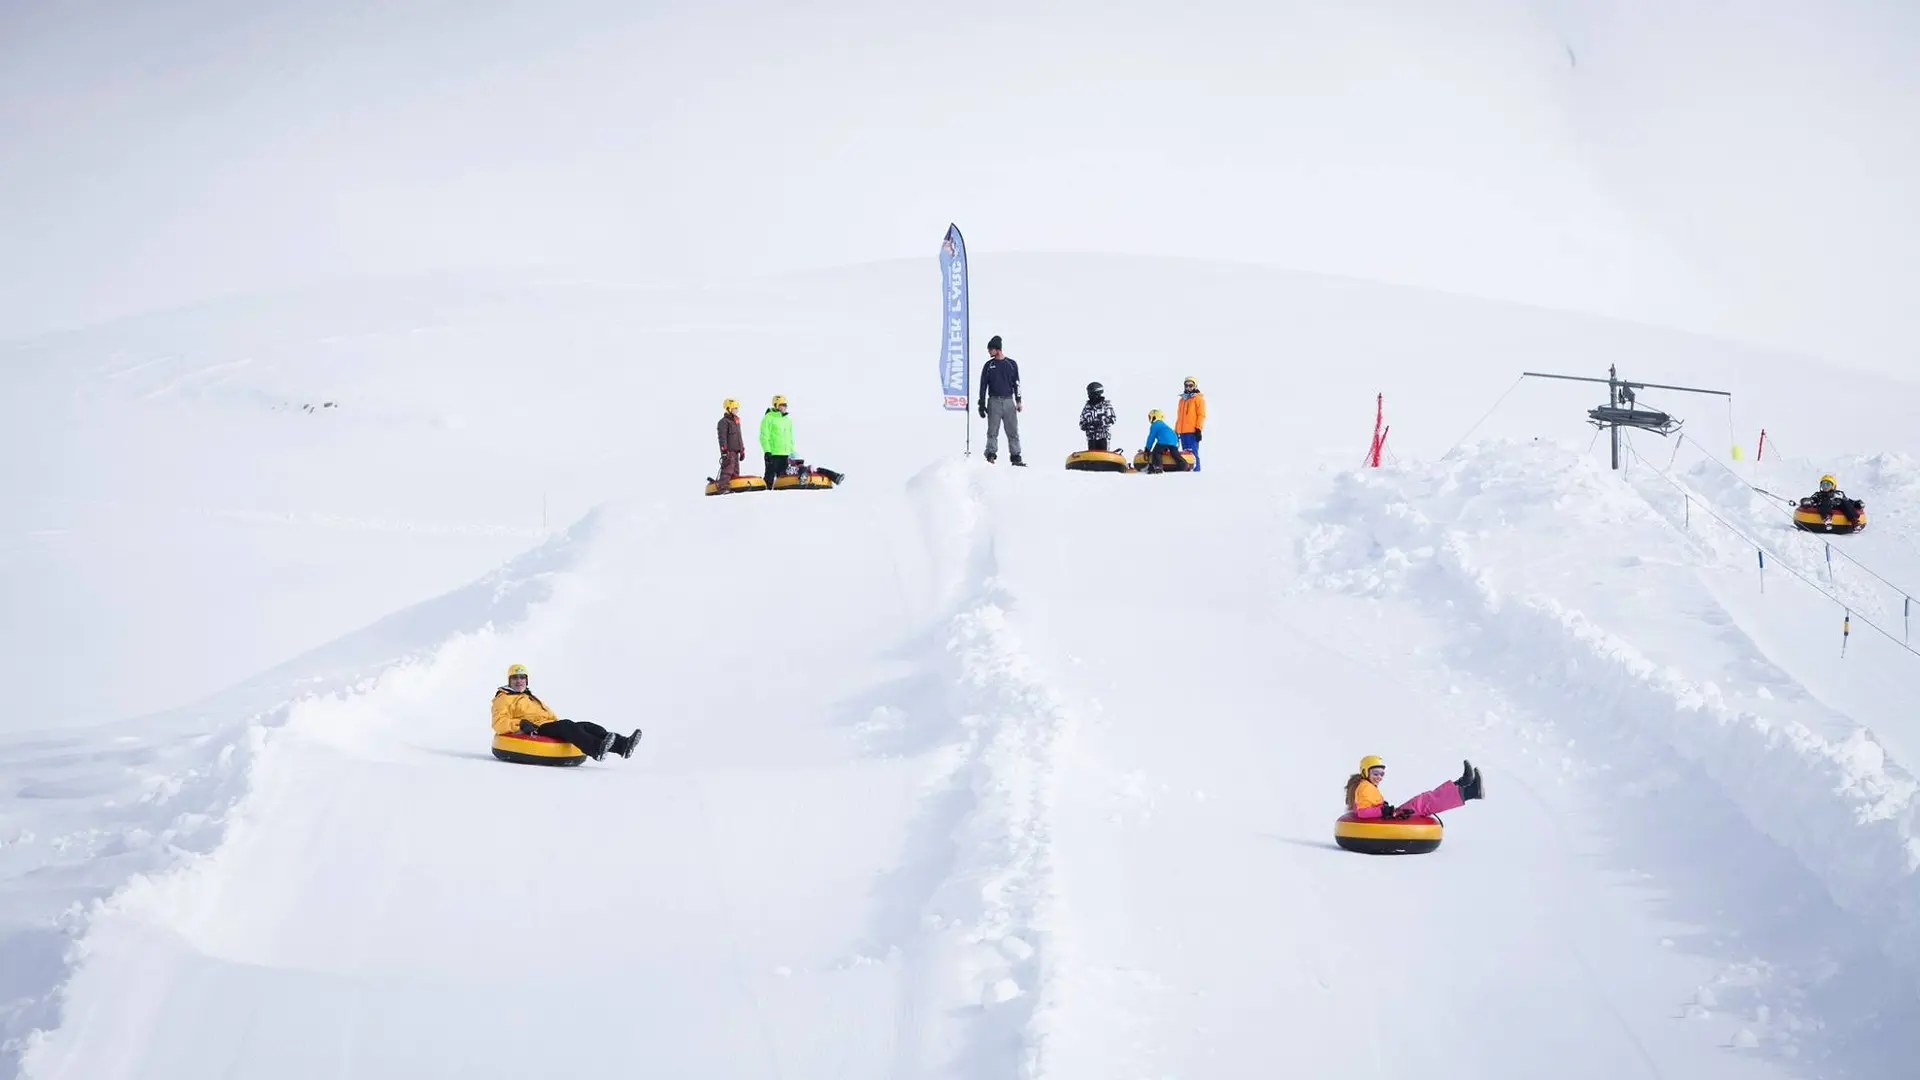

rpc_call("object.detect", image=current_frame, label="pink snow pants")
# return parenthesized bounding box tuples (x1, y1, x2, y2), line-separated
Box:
(1356, 779, 1463, 819)
(1395, 780, 1465, 817)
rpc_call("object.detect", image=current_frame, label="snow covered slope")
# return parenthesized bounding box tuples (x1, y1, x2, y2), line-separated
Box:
(8, 256, 1920, 1077)
(10, 257, 1916, 725)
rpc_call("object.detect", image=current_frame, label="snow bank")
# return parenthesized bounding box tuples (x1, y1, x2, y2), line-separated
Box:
(1295, 441, 1920, 967)
(0, 508, 603, 1075)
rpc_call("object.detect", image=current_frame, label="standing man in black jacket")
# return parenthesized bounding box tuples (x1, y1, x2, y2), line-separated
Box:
(976, 334, 1025, 465)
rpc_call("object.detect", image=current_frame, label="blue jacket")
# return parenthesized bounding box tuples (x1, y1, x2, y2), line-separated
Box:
(979, 356, 1021, 401)
(1145, 418, 1180, 451)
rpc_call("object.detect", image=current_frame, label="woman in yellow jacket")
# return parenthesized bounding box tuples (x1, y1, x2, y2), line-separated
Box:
(1345, 755, 1483, 819)
(492, 664, 640, 760)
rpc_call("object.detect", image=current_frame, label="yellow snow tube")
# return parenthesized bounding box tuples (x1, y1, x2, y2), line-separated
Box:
(1333, 812, 1443, 854)
(705, 476, 768, 496)
(490, 732, 587, 766)
(1132, 448, 1197, 471)
(1792, 505, 1865, 534)
(772, 472, 836, 491)
(1065, 450, 1131, 472)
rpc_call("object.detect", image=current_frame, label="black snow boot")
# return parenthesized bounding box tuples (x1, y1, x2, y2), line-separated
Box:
(1460, 765, 1485, 801)
(1010, 456, 1026, 467)
(985, 453, 996, 463)
(616, 729, 643, 758)
(1457, 759, 1474, 789)
(592, 731, 615, 760)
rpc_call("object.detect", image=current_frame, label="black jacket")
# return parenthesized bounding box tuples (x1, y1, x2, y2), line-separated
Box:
(978, 356, 1021, 402)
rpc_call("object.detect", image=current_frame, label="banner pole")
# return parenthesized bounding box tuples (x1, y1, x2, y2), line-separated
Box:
(940, 222, 973, 457)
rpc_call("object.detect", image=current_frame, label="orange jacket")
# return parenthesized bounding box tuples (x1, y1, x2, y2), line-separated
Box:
(1176, 390, 1206, 434)
(1349, 777, 1384, 812)
(492, 687, 558, 735)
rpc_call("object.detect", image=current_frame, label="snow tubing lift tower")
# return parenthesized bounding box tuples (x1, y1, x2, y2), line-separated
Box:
(1520, 364, 1729, 471)
(1333, 812, 1443, 854)
(1065, 449, 1132, 472)
(491, 731, 587, 766)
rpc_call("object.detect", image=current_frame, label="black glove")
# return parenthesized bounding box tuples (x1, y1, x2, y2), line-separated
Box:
(518, 719, 539, 735)
(1193, 430, 1202, 442)
(978, 403, 987, 419)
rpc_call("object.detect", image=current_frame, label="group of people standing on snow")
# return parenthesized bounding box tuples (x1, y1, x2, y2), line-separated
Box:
(1080, 374, 1206, 473)
(712, 395, 843, 490)
(966, 333, 1209, 473)
(703, 333, 1207, 480)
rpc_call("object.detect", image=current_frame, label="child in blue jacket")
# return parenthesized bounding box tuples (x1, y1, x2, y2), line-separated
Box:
(1141, 409, 1190, 472)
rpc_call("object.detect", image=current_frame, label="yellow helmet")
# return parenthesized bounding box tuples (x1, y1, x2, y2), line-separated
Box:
(1820, 474, 1837, 490)
(506, 663, 528, 680)
(1358, 754, 1384, 774)
(1149, 409, 1164, 421)
(771, 394, 788, 407)
(723, 398, 739, 411)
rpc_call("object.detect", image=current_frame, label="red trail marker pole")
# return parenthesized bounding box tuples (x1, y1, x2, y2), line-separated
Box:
(1366, 394, 1387, 467)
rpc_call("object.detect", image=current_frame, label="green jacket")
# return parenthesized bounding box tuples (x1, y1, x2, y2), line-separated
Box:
(760, 408, 793, 455)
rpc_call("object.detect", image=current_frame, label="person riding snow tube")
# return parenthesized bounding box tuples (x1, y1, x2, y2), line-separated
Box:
(1333, 755, 1484, 854)
(490, 664, 640, 765)
(1793, 474, 1866, 533)
(771, 457, 845, 490)
(1134, 409, 1195, 473)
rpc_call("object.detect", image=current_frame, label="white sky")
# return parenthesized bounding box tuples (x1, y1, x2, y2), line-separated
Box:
(3, 0, 1916, 373)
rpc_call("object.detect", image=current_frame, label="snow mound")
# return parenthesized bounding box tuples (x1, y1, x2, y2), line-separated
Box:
(0, 510, 602, 1074)
(1297, 441, 1920, 968)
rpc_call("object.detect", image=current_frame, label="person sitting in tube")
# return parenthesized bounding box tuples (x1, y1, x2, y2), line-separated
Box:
(492, 664, 640, 761)
(1802, 474, 1864, 526)
(1345, 755, 1484, 819)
